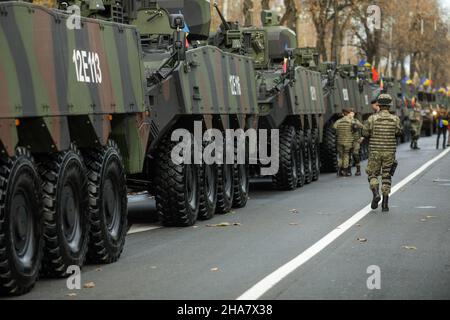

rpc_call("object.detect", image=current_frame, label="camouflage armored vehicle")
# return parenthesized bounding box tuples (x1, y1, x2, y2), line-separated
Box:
(318, 62, 378, 172)
(211, 9, 325, 190)
(127, 0, 259, 226)
(0, 0, 149, 294)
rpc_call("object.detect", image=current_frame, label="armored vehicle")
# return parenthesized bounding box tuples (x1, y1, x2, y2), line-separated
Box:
(0, 0, 149, 294)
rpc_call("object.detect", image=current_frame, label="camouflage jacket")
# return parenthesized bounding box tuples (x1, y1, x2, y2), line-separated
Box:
(409, 110, 423, 125)
(333, 116, 354, 147)
(363, 110, 403, 153)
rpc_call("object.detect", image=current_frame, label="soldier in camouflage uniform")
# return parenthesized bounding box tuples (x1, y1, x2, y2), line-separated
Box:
(333, 109, 354, 177)
(350, 110, 364, 176)
(409, 103, 423, 150)
(363, 94, 403, 212)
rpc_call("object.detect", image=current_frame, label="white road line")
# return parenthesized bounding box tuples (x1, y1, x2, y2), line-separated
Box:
(127, 225, 161, 235)
(237, 148, 450, 300)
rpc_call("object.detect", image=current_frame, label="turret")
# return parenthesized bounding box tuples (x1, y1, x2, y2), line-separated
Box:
(260, 10, 296, 63)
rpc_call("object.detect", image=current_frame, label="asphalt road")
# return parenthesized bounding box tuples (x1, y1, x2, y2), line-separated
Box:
(8, 136, 450, 300)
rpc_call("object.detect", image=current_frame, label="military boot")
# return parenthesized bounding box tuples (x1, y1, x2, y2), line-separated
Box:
(371, 188, 381, 210)
(414, 142, 421, 150)
(382, 195, 389, 212)
(344, 167, 352, 177)
(355, 166, 362, 176)
(410, 141, 414, 149)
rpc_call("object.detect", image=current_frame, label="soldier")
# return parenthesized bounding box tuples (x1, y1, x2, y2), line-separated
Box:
(350, 110, 364, 176)
(333, 109, 354, 177)
(363, 94, 403, 212)
(409, 103, 423, 150)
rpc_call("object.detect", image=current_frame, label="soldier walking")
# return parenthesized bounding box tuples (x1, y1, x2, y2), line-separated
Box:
(409, 103, 423, 150)
(350, 110, 364, 176)
(363, 94, 403, 212)
(333, 109, 354, 177)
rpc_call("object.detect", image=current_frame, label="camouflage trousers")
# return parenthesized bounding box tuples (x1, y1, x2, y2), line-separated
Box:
(337, 144, 352, 169)
(410, 124, 421, 142)
(352, 141, 361, 166)
(366, 151, 396, 196)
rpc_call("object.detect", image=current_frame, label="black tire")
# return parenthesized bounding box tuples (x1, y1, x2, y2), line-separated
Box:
(233, 141, 249, 209)
(273, 126, 299, 190)
(154, 134, 200, 227)
(296, 129, 306, 188)
(38, 145, 90, 278)
(198, 163, 218, 221)
(233, 163, 249, 209)
(0, 148, 43, 295)
(303, 130, 313, 185)
(320, 125, 338, 173)
(84, 141, 127, 264)
(216, 163, 235, 214)
(311, 128, 320, 181)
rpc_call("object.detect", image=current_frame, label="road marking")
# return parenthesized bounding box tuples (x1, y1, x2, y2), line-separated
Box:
(237, 148, 450, 300)
(415, 206, 436, 209)
(128, 224, 161, 235)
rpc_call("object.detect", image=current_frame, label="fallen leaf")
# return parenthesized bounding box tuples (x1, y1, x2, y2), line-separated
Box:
(289, 222, 300, 226)
(210, 267, 219, 272)
(402, 246, 417, 250)
(95, 268, 102, 272)
(83, 282, 96, 289)
(357, 238, 367, 243)
(192, 226, 198, 229)
(420, 219, 427, 222)
(66, 293, 77, 297)
(426, 215, 437, 219)
(206, 222, 231, 227)
(233, 222, 242, 226)
(289, 209, 299, 214)
(230, 210, 236, 214)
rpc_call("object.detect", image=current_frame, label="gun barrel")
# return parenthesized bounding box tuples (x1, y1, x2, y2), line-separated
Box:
(213, 2, 230, 30)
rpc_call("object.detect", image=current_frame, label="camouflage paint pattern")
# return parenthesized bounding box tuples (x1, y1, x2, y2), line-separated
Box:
(0, 1, 149, 173)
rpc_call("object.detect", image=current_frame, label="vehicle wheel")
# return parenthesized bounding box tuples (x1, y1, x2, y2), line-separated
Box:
(311, 128, 320, 181)
(296, 129, 306, 188)
(198, 163, 218, 220)
(303, 130, 313, 185)
(233, 163, 249, 209)
(216, 163, 235, 214)
(38, 145, 89, 277)
(320, 125, 338, 173)
(0, 148, 43, 295)
(233, 142, 249, 209)
(84, 141, 127, 264)
(154, 133, 200, 227)
(273, 126, 299, 190)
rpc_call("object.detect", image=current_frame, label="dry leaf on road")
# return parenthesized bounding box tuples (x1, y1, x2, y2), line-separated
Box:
(289, 209, 299, 214)
(66, 293, 77, 297)
(206, 222, 231, 227)
(357, 238, 368, 243)
(402, 246, 417, 250)
(83, 282, 96, 289)
(210, 267, 219, 272)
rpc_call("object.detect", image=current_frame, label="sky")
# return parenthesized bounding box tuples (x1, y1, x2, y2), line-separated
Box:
(441, 0, 450, 10)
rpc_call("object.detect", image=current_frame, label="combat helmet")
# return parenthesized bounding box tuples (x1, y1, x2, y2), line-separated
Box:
(377, 94, 393, 108)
